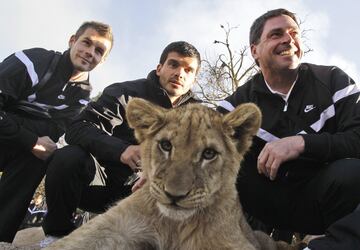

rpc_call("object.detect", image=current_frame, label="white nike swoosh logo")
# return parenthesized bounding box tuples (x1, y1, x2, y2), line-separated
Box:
(304, 106, 315, 113)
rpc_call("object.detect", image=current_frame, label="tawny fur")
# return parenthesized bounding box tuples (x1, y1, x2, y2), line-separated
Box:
(46, 99, 302, 250)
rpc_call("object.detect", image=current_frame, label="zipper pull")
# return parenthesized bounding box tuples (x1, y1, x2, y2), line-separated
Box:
(283, 101, 288, 112)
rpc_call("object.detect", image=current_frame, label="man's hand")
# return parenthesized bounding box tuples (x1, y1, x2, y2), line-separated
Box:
(257, 136, 305, 180)
(131, 172, 147, 192)
(120, 145, 141, 171)
(31, 136, 57, 161)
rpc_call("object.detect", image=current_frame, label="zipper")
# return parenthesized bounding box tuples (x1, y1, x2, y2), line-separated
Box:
(283, 101, 288, 112)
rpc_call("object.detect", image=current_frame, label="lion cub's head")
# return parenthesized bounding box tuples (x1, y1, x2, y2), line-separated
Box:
(126, 99, 261, 220)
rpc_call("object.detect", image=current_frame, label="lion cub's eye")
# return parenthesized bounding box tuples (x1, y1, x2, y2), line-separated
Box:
(159, 140, 172, 152)
(202, 148, 217, 160)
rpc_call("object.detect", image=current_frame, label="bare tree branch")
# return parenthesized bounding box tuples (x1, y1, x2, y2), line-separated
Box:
(196, 21, 313, 105)
(197, 23, 257, 105)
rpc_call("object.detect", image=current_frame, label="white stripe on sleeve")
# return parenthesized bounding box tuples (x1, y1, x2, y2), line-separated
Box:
(333, 84, 360, 103)
(218, 100, 235, 112)
(15, 51, 39, 87)
(257, 128, 279, 142)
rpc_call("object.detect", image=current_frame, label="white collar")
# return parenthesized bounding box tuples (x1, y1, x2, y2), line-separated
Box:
(264, 75, 298, 102)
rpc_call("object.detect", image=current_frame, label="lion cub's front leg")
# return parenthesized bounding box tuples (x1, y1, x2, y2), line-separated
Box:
(45, 192, 158, 250)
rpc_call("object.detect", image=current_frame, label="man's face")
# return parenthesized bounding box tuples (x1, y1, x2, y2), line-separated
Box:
(251, 14, 303, 74)
(156, 52, 199, 103)
(69, 27, 112, 73)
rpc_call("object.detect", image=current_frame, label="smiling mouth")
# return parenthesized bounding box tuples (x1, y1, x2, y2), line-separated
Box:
(79, 56, 91, 64)
(278, 50, 296, 56)
(276, 45, 299, 57)
(170, 81, 183, 87)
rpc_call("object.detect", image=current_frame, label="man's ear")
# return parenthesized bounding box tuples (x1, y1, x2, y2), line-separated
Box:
(155, 63, 162, 77)
(126, 98, 167, 142)
(68, 35, 76, 48)
(250, 44, 258, 61)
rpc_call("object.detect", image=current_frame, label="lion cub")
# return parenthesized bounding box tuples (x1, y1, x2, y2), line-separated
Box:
(46, 98, 301, 250)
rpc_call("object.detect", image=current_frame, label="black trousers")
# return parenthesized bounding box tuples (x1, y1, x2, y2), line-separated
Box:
(42, 145, 132, 236)
(309, 203, 360, 249)
(0, 147, 46, 243)
(238, 158, 360, 249)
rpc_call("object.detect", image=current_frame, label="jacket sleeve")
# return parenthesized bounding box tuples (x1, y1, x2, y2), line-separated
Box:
(65, 84, 133, 163)
(217, 85, 246, 114)
(301, 67, 360, 161)
(52, 93, 91, 131)
(0, 53, 39, 150)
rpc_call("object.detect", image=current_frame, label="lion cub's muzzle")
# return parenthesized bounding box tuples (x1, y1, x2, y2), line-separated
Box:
(164, 190, 191, 205)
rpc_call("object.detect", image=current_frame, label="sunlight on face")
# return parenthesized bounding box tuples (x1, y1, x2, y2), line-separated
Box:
(69, 28, 112, 73)
(156, 52, 198, 104)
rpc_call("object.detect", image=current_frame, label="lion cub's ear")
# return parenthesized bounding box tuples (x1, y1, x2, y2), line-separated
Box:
(126, 98, 167, 142)
(222, 103, 262, 155)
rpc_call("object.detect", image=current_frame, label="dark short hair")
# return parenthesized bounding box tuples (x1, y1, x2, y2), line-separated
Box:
(159, 41, 201, 73)
(75, 21, 114, 52)
(249, 8, 299, 45)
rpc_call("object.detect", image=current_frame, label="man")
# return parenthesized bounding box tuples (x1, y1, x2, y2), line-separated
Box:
(0, 21, 113, 243)
(41, 41, 201, 246)
(217, 8, 360, 250)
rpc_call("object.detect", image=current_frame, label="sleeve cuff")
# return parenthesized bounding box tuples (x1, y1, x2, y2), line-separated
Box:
(301, 133, 329, 161)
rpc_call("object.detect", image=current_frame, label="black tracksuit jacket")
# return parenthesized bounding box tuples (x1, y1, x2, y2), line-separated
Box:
(0, 48, 92, 150)
(65, 70, 199, 166)
(218, 63, 360, 177)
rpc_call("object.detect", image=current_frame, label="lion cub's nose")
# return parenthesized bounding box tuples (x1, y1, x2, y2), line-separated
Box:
(164, 190, 189, 203)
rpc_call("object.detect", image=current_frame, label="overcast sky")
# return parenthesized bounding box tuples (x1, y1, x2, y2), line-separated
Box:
(1, 0, 359, 96)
